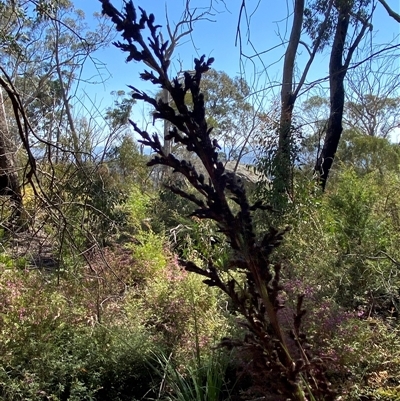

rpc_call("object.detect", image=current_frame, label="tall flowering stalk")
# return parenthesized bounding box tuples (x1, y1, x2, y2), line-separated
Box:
(100, 1, 333, 399)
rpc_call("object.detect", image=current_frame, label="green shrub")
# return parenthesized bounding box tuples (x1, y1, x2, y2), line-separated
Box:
(279, 166, 400, 312)
(0, 323, 158, 401)
(0, 209, 232, 400)
(0, 255, 163, 400)
(124, 254, 233, 361)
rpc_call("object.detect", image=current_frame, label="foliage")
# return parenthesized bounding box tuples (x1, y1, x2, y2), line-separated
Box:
(31, 136, 149, 259)
(149, 184, 228, 269)
(125, 262, 233, 360)
(105, 91, 136, 130)
(345, 93, 400, 138)
(345, 48, 400, 139)
(239, 114, 400, 396)
(150, 184, 197, 233)
(198, 70, 255, 161)
(296, 95, 329, 168)
(336, 130, 400, 174)
(255, 121, 303, 210)
(107, 134, 148, 186)
(304, 0, 372, 51)
(267, 163, 400, 398)
(280, 164, 400, 311)
(0, 0, 112, 149)
(0, 323, 156, 401)
(0, 193, 233, 400)
(0, 252, 156, 400)
(53, 162, 127, 249)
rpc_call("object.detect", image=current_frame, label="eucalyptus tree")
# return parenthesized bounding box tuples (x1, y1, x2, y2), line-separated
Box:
(344, 45, 400, 138)
(0, 0, 116, 237)
(158, 69, 267, 176)
(274, 0, 333, 201)
(0, 0, 113, 171)
(195, 69, 267, 168)
(345, 93, 400, 138)
(274, 0, 375, 191)
(236, 0, 379, 194)
(297, 95, 330, 168)
(308, 0, 374, 189)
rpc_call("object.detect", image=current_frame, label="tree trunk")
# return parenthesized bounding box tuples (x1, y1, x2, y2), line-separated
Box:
(315, 6, 350, 190)
(273, 0, 304, 204)
(0, 88, 23, 222)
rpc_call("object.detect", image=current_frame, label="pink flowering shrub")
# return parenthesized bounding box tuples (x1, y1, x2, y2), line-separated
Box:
(0, 212, 235, 400)
(124, 251, 233, 361)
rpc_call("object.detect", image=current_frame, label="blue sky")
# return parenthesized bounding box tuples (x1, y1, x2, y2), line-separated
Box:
(73, 0, 400, 133)
(77, 0, 290, 102)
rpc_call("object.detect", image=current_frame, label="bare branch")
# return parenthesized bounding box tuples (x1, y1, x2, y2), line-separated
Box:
(293, 0, 334, 99)
(378, 0, 400, 23)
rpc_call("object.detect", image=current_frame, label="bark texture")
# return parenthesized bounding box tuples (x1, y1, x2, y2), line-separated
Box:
(275, 0, 305, 198)
(315, 5, 350, 190)
(315, 0, 372, 190)
(0, 88, 22, 220)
